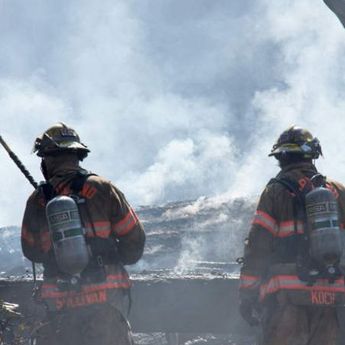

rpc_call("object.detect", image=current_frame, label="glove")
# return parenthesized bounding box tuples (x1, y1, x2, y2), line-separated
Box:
(239, 298, 260, 327)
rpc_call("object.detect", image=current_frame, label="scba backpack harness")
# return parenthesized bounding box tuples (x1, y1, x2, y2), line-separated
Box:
(270, 174, 344, 284)
(42, 170, 119, 289)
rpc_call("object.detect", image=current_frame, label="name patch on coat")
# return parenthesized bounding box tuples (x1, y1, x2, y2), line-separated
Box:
(55, 290, 107, 310)
(310, 290, 335, 305)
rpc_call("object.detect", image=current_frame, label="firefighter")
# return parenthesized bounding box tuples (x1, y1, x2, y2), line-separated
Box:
(21, 122, 145, 345)
(239, 126, 345, 345)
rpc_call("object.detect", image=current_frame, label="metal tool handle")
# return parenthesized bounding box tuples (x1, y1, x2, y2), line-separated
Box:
(0, 136, 38, 189)
(0, 135, 38, 285)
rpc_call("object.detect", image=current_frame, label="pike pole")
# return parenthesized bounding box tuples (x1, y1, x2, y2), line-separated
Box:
(0, 135, 38, 284)
(0, 136, 38, 189)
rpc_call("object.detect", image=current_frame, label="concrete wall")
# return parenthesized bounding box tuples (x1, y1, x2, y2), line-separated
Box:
(0, 274, 253, 335)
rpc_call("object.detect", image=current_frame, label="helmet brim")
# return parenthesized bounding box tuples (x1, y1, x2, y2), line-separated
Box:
(269, 143, 304, 156)
(56, 141, 90, 151)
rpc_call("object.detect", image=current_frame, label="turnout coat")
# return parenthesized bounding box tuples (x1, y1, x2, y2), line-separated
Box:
(240, 162, 345, 306)
(21, 161, 145, 312)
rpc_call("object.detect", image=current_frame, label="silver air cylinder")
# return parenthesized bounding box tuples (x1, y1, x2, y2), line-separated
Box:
(305, 187, 342, 266)
(46, 196, 90, 275)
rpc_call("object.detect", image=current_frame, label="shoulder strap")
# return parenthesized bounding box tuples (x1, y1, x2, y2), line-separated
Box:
(268, 177, 308, 239)
(70, 170, 96, 195)
(269, 177, 305, 205)
(40, 182, 56, 202)
(70, 171, 100, 240)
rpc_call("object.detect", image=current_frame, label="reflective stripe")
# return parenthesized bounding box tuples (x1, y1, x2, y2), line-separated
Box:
(260, 275, 345, 301)
(80, 183, 97, 199)
(41, 230, 51, 252)
(34, 221, 114, 250)
(252, 211, 277, 235)
(112, 208, 138, 236)
(239, 274, 261, 289)
(21, 226, 34, 246)
(277, 220, 304, 238)
(253, 212, 305, 238)
(85, 221, 111, 238)
(41, 274, 131, 299)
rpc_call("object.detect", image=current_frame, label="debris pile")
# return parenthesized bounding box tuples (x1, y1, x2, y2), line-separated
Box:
(0, 300, 31, 345)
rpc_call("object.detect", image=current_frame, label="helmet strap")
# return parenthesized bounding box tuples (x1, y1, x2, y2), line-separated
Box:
(40, 159, 50, 181)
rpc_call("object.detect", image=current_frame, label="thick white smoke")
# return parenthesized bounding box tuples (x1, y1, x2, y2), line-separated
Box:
(0, 0, 344, 227)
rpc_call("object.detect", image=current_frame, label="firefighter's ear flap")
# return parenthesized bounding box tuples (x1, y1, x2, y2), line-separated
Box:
(40, 160, 49, 181)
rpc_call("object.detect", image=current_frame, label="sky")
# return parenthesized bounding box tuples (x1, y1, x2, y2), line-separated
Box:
(0, 0, 345, 227)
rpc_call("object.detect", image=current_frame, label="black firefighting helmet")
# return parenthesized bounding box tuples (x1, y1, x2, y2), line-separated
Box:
(33, 122, 90, 160)
(269, 126, 322, 160)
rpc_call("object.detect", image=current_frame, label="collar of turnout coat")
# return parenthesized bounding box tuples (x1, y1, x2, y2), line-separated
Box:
(278, 162, 318, 177)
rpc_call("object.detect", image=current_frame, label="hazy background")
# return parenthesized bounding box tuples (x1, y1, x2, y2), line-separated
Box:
(1, 0, 345, 227)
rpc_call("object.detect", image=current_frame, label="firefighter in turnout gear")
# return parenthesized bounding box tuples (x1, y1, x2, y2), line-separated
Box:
(21, 122, 145, 345)
(239, 126, 345, 345)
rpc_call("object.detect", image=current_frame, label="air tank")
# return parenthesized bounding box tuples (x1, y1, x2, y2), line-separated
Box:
(305, 187, 342, 267)
(46, 195, 90, 276)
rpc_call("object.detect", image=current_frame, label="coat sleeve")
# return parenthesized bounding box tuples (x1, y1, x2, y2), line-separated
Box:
(109, 185, 145, 265)
(328, 180, 345, 229)
(239, 184, 277, 301)
(21, 192, 52, 263)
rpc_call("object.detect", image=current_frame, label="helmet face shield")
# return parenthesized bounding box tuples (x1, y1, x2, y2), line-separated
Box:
(33, 122, 89, 159)
(269, 126, 322, 159)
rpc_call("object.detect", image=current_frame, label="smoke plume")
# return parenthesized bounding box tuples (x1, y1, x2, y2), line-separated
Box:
(0, 0, 344, 227)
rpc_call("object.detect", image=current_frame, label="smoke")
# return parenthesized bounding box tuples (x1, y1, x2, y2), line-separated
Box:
(121, 131, 238, 205)
(248, 0, 345, 185)
(0, 0, 345, 227)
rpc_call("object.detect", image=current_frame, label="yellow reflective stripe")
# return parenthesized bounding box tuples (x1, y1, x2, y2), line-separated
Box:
(112, 208, 138, 236)
(84, 221, 111, 238)
(252, 211, 278, 235)
(277, 220, 304, 237)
